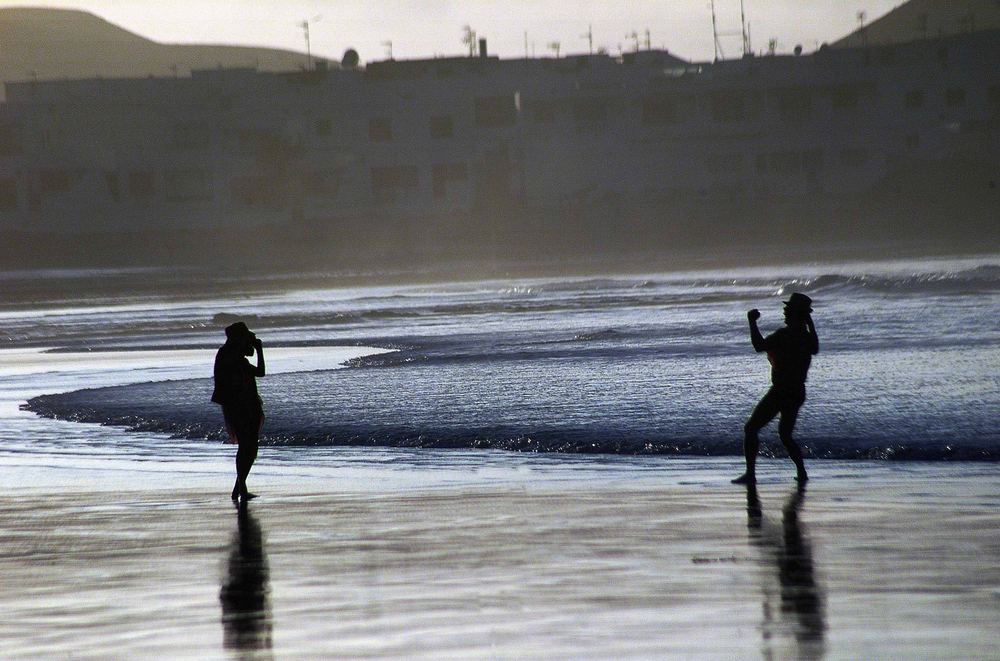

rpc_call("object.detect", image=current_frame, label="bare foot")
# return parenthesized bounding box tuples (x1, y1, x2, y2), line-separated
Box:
(732, 473, 756, 485)
(242, 492, 259, 501)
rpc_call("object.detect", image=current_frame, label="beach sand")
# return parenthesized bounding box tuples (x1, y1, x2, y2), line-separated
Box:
(1, 463, 998, 660)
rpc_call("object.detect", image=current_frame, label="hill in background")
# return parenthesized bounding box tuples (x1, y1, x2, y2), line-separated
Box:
(833, 0, 1000, 48)
(0, 7, 329, 97)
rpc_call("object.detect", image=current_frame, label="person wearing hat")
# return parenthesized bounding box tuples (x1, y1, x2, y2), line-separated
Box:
(733, 292, 819, 484)
(212, 321, 266, 502)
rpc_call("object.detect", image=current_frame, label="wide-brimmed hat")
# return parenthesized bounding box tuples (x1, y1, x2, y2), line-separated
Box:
(224, 321, 252, 341)
(783, 292, 813, 313)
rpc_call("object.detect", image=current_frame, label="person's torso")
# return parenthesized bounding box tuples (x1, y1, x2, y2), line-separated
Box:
(212, 346, 259, 405)
(766, 327, 813, 388)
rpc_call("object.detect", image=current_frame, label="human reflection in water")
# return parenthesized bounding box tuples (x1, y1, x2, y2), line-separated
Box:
(220, 504, 273, 657)
(745, 484, 826, 660)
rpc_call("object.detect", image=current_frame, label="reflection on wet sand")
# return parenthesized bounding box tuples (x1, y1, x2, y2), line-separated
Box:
(746, 484, 826, 660)
(220, 504, 273, 658)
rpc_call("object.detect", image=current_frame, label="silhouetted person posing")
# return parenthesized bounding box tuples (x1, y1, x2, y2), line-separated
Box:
(733, 293, 818, 484)
(212, 322, 266, 502)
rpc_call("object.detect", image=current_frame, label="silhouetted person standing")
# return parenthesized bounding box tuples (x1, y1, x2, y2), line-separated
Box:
(734, 293, 818, 484)
(212, 321, 266, 502)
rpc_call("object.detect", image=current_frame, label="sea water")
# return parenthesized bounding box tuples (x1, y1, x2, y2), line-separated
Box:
(2, 254, 999, 488)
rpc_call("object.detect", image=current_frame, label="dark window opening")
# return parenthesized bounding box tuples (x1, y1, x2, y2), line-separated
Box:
(840, 149, 869, 167)
(432, 162, 468, 199)
(371, 166, 419, 202)
(303, 171, 339, 199)
(0, 125, 15, 154)
(104, 171, 121, 202)
(642, 95, 678, 124)
(528, 99, 559, 123)
(905, 89, 925, 108)
(831, 85, 860, 109)
(773, 87, 813, 121)
(429, 116, 454, 139)
(369, 117, 392, 141)
(165, 169, 212, 202)
(0, 178, 17, 211)
(315, 118, 333, 136)
(129, 171, 156, 198)
(230, 175, 288, 209)
(475, 96, 517, 127)
(945, 88, 966, 107)
(39, 169, 71, 194)
(710, 90, 748, 122)
(572, 97, 609, 123)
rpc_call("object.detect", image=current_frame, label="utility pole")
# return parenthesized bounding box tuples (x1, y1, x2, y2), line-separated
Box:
(581, 24, 593, 55)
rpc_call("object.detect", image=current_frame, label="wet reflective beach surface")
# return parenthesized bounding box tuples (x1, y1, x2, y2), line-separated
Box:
(1, 468, 999, 659)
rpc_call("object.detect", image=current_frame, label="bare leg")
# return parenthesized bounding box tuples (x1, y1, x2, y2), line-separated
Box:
(778, 406, 808, 482)
(734, 390, 779, 484)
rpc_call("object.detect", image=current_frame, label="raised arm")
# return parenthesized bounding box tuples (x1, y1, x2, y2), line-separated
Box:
(748, 309, 767, 352)
(806, 314, 819, 355)
(252, 336, 266, 376)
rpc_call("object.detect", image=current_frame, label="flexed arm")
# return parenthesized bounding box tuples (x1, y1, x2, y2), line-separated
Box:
(806, 314, 819, 355)
(252, 336, 266, 376)
(748, 309, 767, 352)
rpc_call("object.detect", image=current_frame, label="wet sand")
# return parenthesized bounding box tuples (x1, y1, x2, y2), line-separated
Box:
(1, 468, 999, 659)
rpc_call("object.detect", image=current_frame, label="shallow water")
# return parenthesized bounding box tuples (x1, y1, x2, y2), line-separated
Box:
(11, 254, 1000, 461)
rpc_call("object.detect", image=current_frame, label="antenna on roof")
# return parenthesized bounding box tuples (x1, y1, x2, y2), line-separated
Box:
(740, 0, 750, 56)
(581, 25, 593, 55)
(711, 0, 723, 60)
(299, 15, 322, 70)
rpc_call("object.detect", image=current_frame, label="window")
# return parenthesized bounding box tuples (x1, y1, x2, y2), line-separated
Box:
(475, 96, 517, 127)
(432, 163, 468, 199)
(756, 150, 823, 174)
(840, 149, 869, 167)
(129, 170, 156, 198)
(104, 172, 121, 202)
(165, 168, 212, 201)
(0, 125, 14, 154)
(315, 118, 332, 136)
(707, 153, 743, 174)
(172, 123, 210, 150)
(371, 166, 418, 202)
(830, 85, 860, 109)
(905, 89, 925, 109)
(303, 171, 338, 199)
(529, 99, 559, 123)
(710, 90, 748, 122)
(0, 178, 17, 211)
(39, 169, 71, 195)
(642, 95, 678, 125)
(945, 88, 966, 107)
(906, 133, 920, 149)
(230, 175, 287, 208)
(773, 87, 812, 121)
(429, 116, 453, 139)
(369, 118, 392, 141)
(572, 97, 609, 123)
(990, 85, 1000, 106)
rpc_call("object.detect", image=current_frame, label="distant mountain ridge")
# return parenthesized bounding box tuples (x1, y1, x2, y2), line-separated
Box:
(0, 7, 328, 93)
(833, 0, 1000, 48)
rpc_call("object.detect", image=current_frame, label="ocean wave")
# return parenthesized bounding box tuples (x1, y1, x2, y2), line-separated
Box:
(21, 393, 999, 461)
(777, 265, 1000, 297)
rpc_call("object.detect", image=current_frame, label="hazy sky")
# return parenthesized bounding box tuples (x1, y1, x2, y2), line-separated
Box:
(5, 0, 905, 62)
